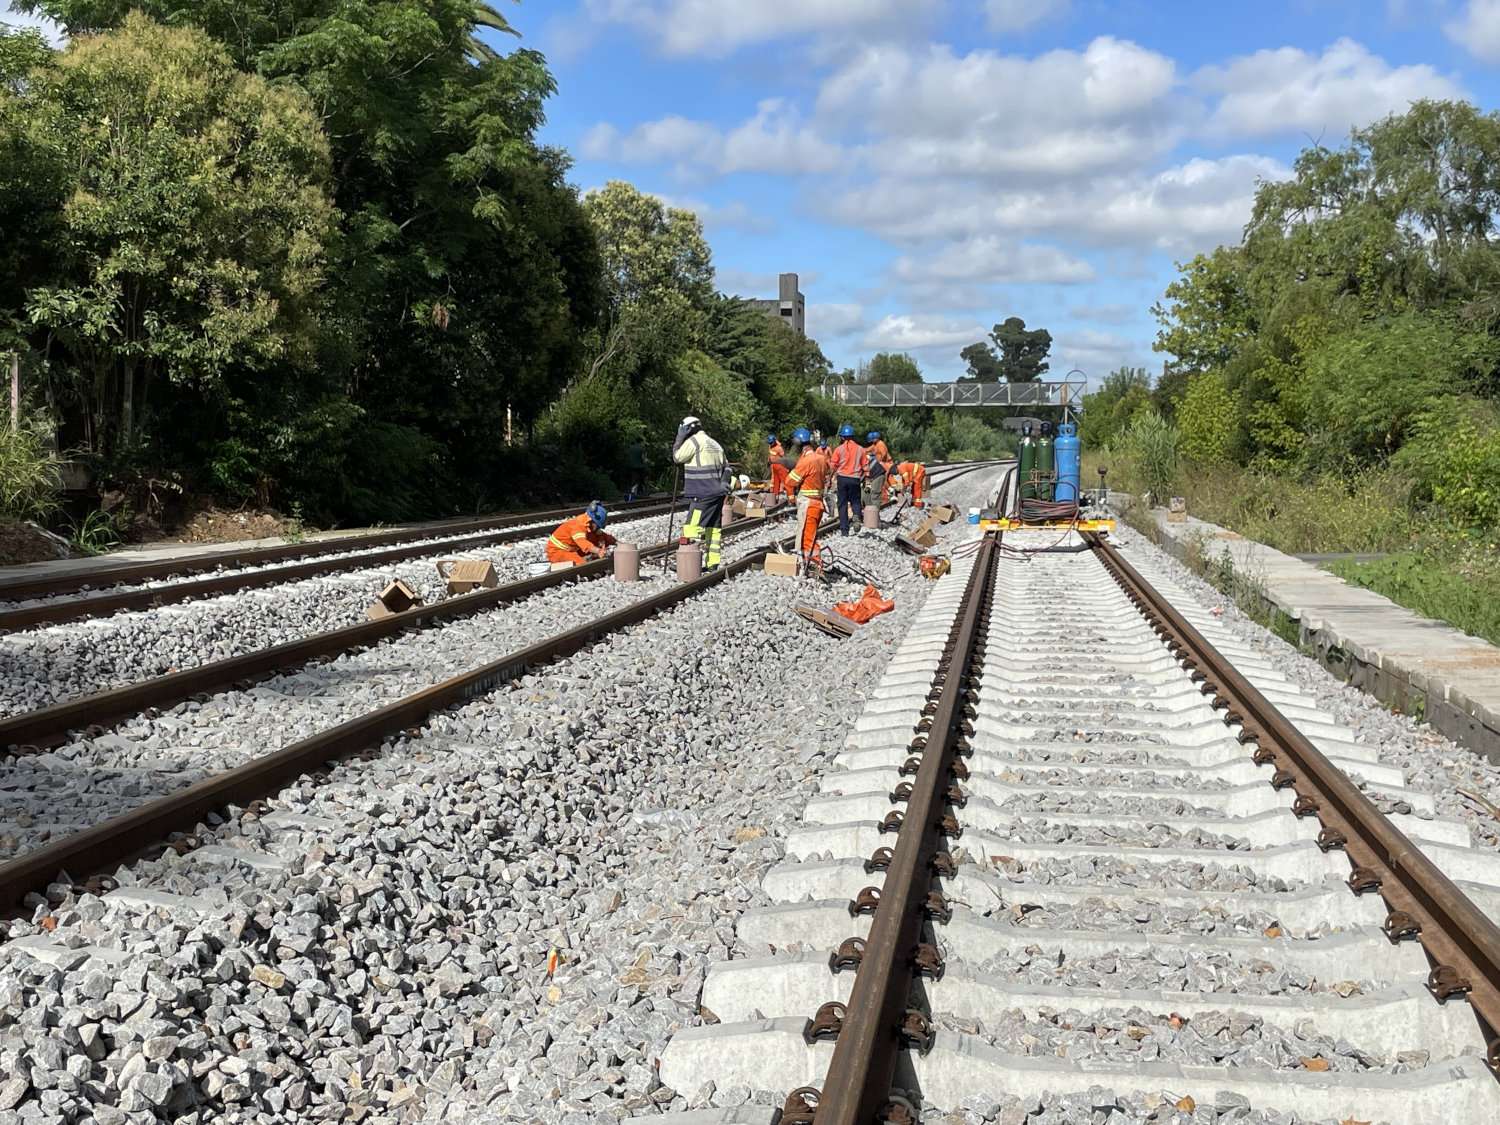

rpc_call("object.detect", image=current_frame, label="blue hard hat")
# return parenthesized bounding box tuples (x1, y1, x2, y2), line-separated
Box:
(767, 433, 778, 444)
(585, 500, 607, 529)
(838, 423, 855, 439)
(791, 427, 812, 444)
(867, 430, 882, 441)
(819, 438, 829, 448)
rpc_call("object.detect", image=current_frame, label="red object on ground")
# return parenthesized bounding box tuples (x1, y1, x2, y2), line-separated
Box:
(834, 585, 895, 624)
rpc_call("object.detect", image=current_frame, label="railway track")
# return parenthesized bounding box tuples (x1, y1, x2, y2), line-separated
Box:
(658, 527, 1500, 1124)
(0, 463, 992, 918)
(0, 497, 685, 630)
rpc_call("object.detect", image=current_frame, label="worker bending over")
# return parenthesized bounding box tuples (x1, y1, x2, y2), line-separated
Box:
(829, 423, 866, 535)
(786, 426, 828, 570)
(547, 501, 615, 565)
(767, 434, 788, 499)
(673, 414, 728, 570)
(894, 461, 927, 508)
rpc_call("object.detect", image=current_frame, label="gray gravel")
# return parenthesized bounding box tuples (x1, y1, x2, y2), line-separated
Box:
(0, 509, 687, 718)
(0, 470, 1002, 1123)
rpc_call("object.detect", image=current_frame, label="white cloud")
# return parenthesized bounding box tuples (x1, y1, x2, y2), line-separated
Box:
(581, 100, 844, 175)
(1069, 303, 1137, 325)
(985, 0, 1070, 33)
(584, 0, 939, 57)
(1054, 329, 1150, 380)
(808, 302, 866, 339)
(649, 193, 774, 234)
(827, 153, 1288, 255)
(1198, 38, 1463, 138)
(862, 313, 989, 356)
(894, 237, 1095, 286)
(2, 1, 64, 43)
(1446, 1, 1500, 62)
(816, 38, 1182, 178)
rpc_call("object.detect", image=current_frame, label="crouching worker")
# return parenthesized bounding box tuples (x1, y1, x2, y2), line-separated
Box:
(896, 461, 927, 507)
(546, 501, 615, 565)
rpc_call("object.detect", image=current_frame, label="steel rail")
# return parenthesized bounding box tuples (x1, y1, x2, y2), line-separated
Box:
(796, 534, 997, 1123)
(0, 504, 798, 750)
(0, 500, 683, 631)
(0, 495, 674, 602)
(0, 462, 992, 749)
(1086, 532, 1500, 1073)
(0, 527, 799, 913)
(0, 462, 997, 912)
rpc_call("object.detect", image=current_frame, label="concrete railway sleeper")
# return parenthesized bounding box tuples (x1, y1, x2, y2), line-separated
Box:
(0, 464, 989, 920)
(656, 528, 1500, 1125)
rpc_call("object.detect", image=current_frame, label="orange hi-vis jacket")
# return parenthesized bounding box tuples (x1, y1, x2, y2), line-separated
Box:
(787, 447, 828, 497)
(829, 438, 866, 479)
(768, 440, 784, 462)
(870, 439, 893, 472)
(546, 514, 615, 563)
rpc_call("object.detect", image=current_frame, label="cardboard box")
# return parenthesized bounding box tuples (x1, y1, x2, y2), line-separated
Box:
(366, 579, 421, 621)
(440, 558, 498, 595)
(909, 524, 938, 549)
(1168, 496, 1187, 524)
(764, 553, 799, 577)
(732, 497, 749, 517)
(745, 504, 767, 518)
(550, 561, 578, 571)
(930, 504, 958, 524)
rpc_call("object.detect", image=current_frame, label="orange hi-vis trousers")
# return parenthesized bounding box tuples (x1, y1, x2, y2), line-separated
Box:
(797, 495, 825, 564)
(770, 463, 789, 497)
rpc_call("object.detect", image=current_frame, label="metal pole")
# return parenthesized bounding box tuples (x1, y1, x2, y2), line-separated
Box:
(8, 352, 17, 433)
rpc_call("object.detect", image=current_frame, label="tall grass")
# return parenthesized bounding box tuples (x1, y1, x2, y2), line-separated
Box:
(0, 421, 62, 522)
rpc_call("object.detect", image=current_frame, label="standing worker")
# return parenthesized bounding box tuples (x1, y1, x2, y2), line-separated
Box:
(829, 423, 866, 535)
(673, 415, 728, 570)
(895, 460, 927, 508)
(786, 426, 828, 571)
(767, 433, 788, 501)
(870, 432, 888, 501)
(546, 501, 616, 565)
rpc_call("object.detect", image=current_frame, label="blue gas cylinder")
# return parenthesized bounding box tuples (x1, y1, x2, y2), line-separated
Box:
(1055, 422, 1081, 503)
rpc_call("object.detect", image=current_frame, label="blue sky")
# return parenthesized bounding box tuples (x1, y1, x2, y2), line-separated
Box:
(9, 1, 1500, 385)
(525, 0, 1500, 384)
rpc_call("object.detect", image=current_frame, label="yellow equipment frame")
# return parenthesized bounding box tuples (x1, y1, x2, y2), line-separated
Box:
(980, 517, 1117, 533)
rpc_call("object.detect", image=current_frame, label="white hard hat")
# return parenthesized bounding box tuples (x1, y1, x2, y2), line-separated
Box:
(681, 415, 700, 428)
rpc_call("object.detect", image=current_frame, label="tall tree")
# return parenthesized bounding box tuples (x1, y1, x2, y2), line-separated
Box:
(863, 352, 923, 384)
(958, 341, 1003, 382)
(16, 13, 336, 453)
(991, 316, 1052, 383)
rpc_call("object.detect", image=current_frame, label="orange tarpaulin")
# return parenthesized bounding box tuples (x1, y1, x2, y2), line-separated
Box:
(834, 585, 895, 624)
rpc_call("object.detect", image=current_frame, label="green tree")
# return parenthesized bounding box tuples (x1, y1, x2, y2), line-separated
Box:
(1079, 367, 1151, 450)
(958, 341, 1003, 382)
(863, 352, 923, 384)
(18, 13, 336, 453)
(1152, 247, 1254, 373)
(991, 316, 1052, 383)
(1175, 371, 1240, 466)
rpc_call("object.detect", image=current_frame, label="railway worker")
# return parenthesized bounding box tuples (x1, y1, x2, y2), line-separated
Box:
(829, 423, 866, 535)
(546, 501, 616, 565)
(864, 430, 890, 507)
(895, 460, 927, 508)
(673, 414, 729, 570)
(786, 426, 828, 570)
(767, 433, 789, 499)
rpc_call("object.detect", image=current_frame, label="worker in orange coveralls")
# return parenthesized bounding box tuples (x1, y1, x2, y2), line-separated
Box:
(866, 431, 894, 502)
(895, 461, 927, 508)
(545, 501, 615, 565)
(766, 433, 788, 500)
(785, 427, 827, 570)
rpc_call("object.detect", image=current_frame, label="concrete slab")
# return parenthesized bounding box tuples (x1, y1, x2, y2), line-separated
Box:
(657, 1019, 1500, 1125)
(1137, 506, 1500, 763)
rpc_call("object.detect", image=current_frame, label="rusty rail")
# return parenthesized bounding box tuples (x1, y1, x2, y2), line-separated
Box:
(0, 496, 675, 602)
(0, 499, 681, 631)
(1086, 532, 1500, 1072)
(0, 462, 996, 914)
(788, 534, 996, 1123)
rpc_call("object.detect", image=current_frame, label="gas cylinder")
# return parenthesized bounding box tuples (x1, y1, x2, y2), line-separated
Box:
(1055, 422, 1081, 503)
(1018, 423, 1037, 502)
(1037, 421, 1056, 502)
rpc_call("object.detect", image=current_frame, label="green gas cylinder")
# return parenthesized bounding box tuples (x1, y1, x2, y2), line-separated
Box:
(1037, 421, 1056, 502)
(1018, 424, 1037, 503)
